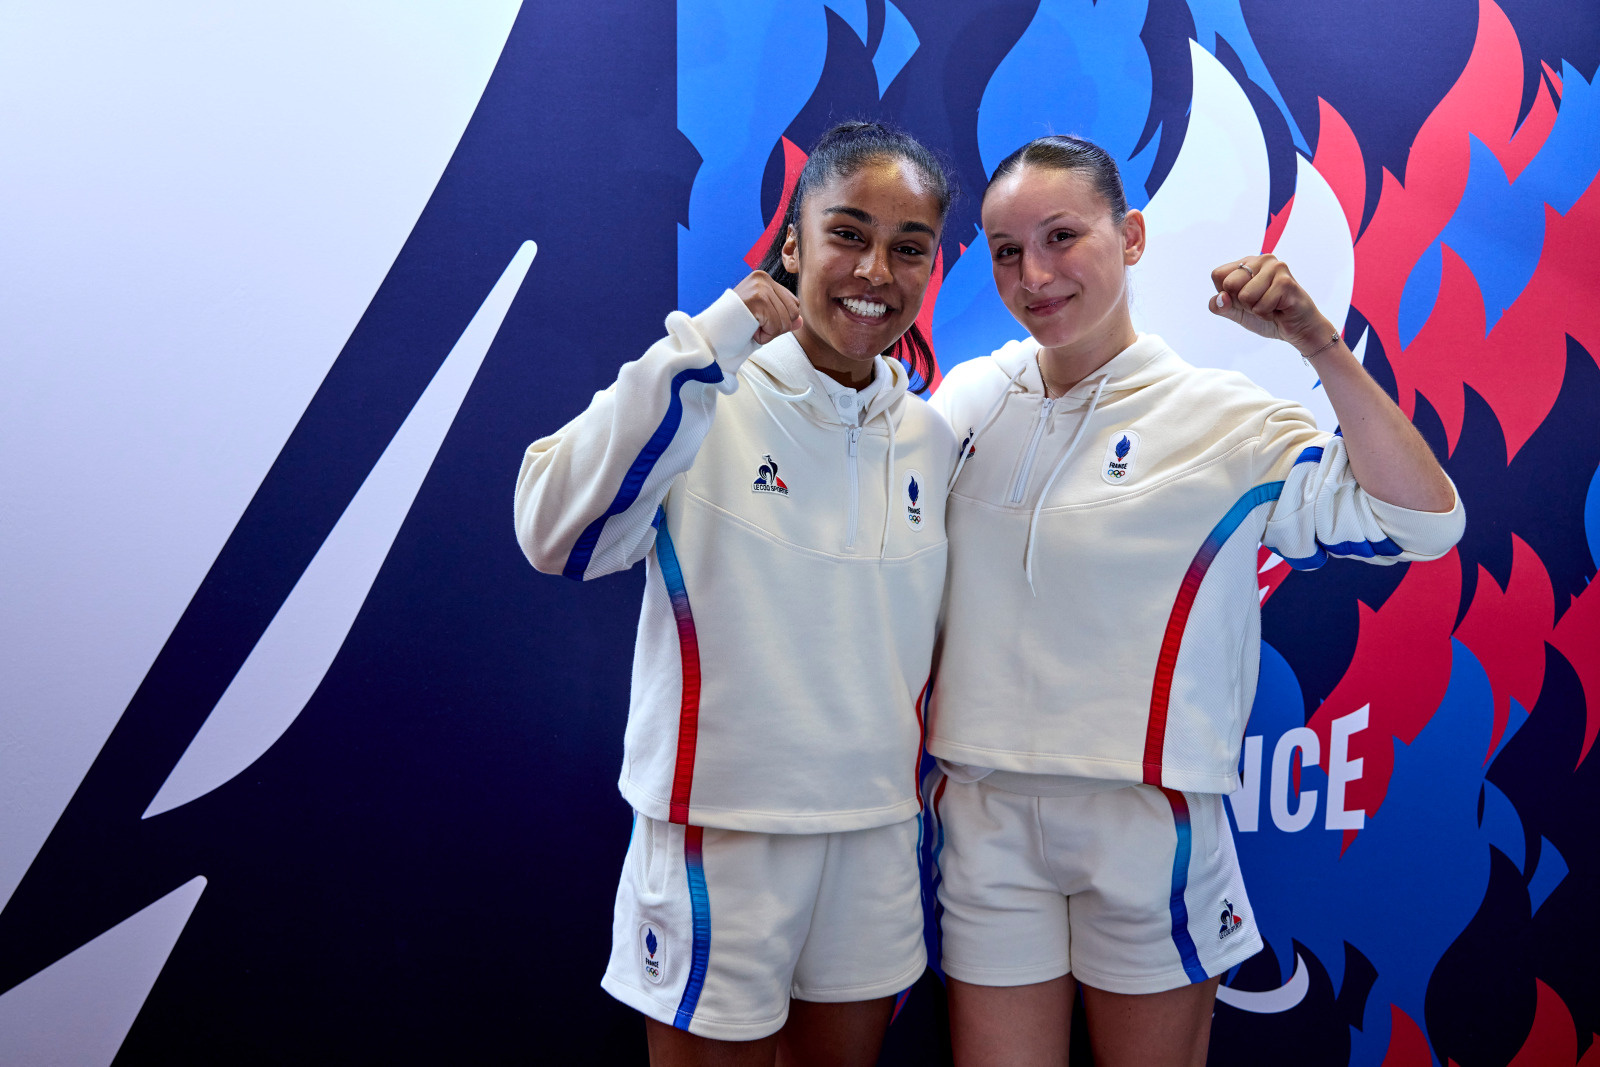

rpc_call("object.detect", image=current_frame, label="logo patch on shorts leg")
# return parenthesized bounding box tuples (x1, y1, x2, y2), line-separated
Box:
(1102, 430, 1141, 484)
(641, 923, 665, 983)
(1219, 899, 1245, 940)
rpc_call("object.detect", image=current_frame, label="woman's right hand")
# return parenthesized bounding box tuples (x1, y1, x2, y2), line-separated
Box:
(735, 270, 802, 344)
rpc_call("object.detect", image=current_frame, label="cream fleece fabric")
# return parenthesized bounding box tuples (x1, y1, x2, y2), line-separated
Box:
(928, 334, 1463, 793)
(516, 290, 958, 830)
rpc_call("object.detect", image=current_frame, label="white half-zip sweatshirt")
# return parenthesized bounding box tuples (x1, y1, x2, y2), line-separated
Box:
(929, 334, 1464, 794)
(516, 290, 958, 831)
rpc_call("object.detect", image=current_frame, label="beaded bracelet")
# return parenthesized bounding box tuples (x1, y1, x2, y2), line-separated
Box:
(1299, 332, 1342, 366)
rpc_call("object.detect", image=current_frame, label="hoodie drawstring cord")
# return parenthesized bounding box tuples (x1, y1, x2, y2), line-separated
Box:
(879, 404, 897, 557)
(947, 361, 1029, 491)
(770, 385, 814, 404)
(1024, 375, 1110, 596)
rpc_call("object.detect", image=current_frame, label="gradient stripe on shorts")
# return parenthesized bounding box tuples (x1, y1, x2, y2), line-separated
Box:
(673, 825, 711, 1029)
(1160, 788, 1209, 984)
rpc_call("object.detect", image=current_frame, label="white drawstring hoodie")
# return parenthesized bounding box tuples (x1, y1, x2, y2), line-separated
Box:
(929, 333, 1464, 793)
(516, 290, 958, 831)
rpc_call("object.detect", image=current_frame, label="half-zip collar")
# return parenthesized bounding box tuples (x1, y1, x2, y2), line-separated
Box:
(1010, 333, 1173, 396)
(744, 334, 910, 557)
(948, 334, 1181, 592)
(744, 332, 908, 427)
(1023, 374, 1108, 594)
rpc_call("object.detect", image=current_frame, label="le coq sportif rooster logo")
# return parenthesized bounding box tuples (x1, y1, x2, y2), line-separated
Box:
(752, 453, 789, 496)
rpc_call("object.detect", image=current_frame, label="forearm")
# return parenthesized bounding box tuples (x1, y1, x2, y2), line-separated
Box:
(1302, 335, 1456, 512)
(1210, 254, 1456, 514)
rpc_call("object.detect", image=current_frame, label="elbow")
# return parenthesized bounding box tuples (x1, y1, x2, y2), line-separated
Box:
(521, 540, 570, 577)
(1395, 494, 1467, 562)
(513, 505, 577, 578)
(1417, 479, 1459, 516)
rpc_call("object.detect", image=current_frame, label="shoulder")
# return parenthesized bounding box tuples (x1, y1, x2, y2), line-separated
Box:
(898, 390, 959, 443)
(1125, 345, 1320, 459)
(1151, 351, 1301, 423)
(931, 339, 1031, 416)
(943, 338, 1031, 393)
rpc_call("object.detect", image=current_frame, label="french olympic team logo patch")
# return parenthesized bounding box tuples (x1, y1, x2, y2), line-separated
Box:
(641, 924, 665, 983)
(1219, 899, 1245, 940)
(752, 453, 789, 496)
(1102, 430, 1141, 484)
(904, 469, 924, 530)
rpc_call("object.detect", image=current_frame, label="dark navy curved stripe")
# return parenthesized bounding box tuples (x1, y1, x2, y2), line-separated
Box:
(562, 362, 725, 580)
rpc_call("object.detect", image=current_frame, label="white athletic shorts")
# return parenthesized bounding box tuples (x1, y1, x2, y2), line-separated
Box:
(600, 813, 927, 1041)
(935, 774, 1263, 995)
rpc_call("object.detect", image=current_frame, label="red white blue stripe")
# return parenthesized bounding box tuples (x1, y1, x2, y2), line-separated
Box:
(652, 510, 702, 824)
(1144, 483, 1284, 784)
(1160, 788, 1209, 984)
(562, 362, 724, 580)
(912, 675, 932, 808)
(673, 825, 712, 1029)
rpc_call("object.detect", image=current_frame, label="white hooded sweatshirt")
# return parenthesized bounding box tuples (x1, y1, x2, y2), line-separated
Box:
(928, 334, 1464, 794)
(516, 290, 958, 831)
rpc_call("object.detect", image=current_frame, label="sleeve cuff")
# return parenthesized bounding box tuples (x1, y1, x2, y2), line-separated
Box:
(690, 289, 762, 379)
(1365, 476, 1466, 560)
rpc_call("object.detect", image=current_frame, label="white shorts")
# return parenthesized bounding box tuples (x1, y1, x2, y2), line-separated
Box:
(935, 775, 1263, 995)
(601, 814, 927, 1041)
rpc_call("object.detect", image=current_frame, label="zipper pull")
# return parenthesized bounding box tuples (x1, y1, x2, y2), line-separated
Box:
(847, 426, 861, 457)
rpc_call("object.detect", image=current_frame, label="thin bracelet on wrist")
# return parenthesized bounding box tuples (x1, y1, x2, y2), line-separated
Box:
(1298, 332, 1342, 366)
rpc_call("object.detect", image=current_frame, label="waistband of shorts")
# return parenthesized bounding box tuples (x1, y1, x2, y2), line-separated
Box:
(980, 769, 1133, 798)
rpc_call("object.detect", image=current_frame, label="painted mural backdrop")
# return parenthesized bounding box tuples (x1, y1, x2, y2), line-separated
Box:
(678, 1, 1600, 1063)
(1, 2, 1595, 1064)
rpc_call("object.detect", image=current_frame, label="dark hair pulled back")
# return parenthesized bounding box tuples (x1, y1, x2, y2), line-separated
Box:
(755, 121, 954, 392)
(986, 135, 1128, 225)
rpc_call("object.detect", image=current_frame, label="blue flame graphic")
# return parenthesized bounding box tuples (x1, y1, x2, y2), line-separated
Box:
(645, 928, 658, 956)
(909, 475, 919, 505)
(1116, 435, 1131, 460)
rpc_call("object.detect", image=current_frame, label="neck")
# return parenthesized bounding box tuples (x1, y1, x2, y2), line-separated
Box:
(1037, 319, 1136, 397)
(794, 326, 875, 389)
(814, 361, 874, 389)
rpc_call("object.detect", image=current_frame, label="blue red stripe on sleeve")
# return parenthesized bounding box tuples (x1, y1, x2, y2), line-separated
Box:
(1144, 483, 1284, 784)
(653, 510, 703, 825)
(562, 362, 724, 580)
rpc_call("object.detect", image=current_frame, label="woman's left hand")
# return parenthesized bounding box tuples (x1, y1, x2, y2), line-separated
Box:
(1208, 255, 1335, 355)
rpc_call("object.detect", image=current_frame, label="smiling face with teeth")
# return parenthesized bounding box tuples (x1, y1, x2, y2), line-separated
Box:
(780, 159, 943, 388)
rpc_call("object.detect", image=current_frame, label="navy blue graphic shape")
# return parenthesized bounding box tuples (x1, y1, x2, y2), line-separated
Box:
(0, 7, 687, 1063)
